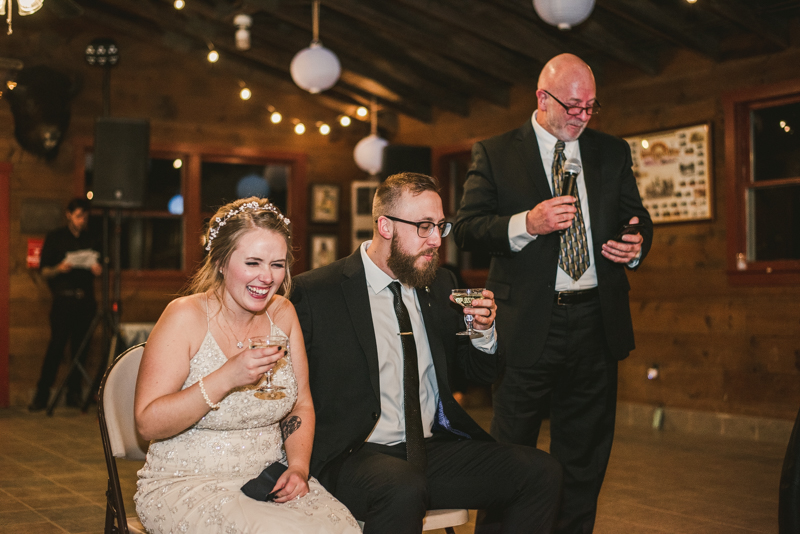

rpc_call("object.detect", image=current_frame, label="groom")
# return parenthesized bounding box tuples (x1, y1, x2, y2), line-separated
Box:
(291, 172, 562, 534)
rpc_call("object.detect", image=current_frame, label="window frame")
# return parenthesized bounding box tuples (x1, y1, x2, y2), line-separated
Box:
(724, 79, 800, 285)
(73, 139, 308, 290)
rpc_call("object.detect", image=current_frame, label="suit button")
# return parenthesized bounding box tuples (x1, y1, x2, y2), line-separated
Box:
(371, 412, 379, 420)
(348, 447, 353, 453)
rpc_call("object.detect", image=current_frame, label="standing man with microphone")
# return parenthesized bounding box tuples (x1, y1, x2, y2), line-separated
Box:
(454, 53, 653, 534)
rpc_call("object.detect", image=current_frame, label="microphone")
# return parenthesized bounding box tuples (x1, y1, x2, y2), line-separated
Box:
(561, 159, 581, 198)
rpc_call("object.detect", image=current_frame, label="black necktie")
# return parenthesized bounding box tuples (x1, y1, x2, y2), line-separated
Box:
(388, 281, 427, 470)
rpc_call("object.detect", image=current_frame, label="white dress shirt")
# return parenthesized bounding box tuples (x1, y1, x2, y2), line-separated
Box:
(360, 241, 496, 445)
(507, 111, 599, 291)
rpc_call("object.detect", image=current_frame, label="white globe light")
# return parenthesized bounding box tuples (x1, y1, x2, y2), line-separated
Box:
(533, 0, 595, 30)
(353, 134, 388, 175)
(290, 42, 341, 94)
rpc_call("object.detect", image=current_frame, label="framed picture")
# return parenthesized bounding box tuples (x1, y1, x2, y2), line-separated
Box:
(624, 123, 712, 224)
(310, 234, 338, 270)
(310, 183, 340, 223)
(351, 180, 380, 251)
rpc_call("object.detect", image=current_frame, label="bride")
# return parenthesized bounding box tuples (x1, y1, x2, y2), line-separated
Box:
(133, 197, 360, 534)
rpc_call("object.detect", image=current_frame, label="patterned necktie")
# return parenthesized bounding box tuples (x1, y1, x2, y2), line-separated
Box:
(387, 282, 427, 470)
(552, 141, 591, 281)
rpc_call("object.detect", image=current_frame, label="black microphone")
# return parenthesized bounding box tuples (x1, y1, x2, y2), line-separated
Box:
(561, 159, 581, 198)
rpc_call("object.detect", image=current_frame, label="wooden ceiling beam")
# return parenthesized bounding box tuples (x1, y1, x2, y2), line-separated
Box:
(318, 0, 538, 85)
(700, 0, 789, 50)
(596, 0, 720, 60)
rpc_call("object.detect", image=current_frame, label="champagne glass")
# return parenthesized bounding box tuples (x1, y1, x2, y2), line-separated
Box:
(451, 288, 486, 339)
(249, 334, 289, 400)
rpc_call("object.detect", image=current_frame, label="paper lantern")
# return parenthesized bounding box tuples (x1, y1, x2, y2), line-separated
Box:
(290, 42, 341, 94)
(353, 134, 388, 176)
(533, 0, 595, 30)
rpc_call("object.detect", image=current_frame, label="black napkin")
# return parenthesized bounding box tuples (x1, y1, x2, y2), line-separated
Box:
(241, 462, 288, 501)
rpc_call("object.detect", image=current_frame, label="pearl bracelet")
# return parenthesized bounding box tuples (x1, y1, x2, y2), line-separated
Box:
(198, 376, 220, 410)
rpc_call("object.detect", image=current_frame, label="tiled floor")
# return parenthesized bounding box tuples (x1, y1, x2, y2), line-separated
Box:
(0, 405, 787, 533)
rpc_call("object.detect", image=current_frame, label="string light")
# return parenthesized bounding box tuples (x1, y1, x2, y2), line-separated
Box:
(339, 115, 351, 127)
(173, 159, 183, 169)
(270, 111, 282, 124)
(318, 122, 331, 135)
(356, 106, 368, 118)
(240, 87, 251, 100)
(207, 49, 219, 63)
(174, 0, 185, 9)
(294, 122, 306, 135)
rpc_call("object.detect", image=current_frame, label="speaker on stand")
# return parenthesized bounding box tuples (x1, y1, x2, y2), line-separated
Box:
(47, 117, 150, 415)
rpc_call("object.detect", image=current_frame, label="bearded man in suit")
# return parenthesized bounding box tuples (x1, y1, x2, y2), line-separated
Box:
(291, 172, 562, 534)
(454, 53, 654, 534)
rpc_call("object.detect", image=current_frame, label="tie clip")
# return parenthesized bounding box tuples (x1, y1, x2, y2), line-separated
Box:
(398, 332, 413, 336)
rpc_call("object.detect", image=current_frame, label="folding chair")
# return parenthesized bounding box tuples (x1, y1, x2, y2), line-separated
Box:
(98, 343, 148, 534)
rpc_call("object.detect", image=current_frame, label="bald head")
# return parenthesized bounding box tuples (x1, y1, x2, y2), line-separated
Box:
(535, 54, 597, 142)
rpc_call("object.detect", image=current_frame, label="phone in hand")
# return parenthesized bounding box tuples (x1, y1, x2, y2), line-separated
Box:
(611, 223, 645, 242)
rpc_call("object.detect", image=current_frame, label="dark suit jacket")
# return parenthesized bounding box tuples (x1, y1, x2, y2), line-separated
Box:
(453, 121, 653, 366)
(290, 249, 500, 487)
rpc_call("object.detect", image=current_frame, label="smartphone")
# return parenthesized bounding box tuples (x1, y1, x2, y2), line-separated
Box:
(611, 223, 645, 242)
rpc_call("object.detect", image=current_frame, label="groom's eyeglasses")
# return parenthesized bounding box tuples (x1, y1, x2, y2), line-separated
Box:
(380, 215, 452, 238)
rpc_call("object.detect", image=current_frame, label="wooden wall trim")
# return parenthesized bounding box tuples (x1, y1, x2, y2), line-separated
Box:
(0, 162, 10, 407)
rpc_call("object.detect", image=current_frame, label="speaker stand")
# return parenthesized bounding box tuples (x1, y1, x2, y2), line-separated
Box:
(47, 208, 122, 415)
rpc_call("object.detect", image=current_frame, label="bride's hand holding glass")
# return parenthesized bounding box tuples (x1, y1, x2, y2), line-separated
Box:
(249, 334, 289, 400)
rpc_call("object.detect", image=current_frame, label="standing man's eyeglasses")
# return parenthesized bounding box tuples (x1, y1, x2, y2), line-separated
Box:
(542, 90, 601, 116)
(379, 215, 452, 238)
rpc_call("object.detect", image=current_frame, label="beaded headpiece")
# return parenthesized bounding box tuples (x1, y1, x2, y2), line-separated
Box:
(205, 201, 290, 251)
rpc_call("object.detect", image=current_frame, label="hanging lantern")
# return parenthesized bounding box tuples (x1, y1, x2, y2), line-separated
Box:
(290, 0, 340, 94)
(353, 98, 388, 175)
(532, 0, 595, 30)
(2, 0, 45, 35)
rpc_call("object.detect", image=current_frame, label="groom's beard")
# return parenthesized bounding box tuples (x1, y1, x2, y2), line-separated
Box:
(387, 237, 439, 288)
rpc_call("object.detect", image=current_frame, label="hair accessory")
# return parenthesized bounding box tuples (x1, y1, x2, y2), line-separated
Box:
(205, 201, 290, 251)
(198, 376, 221, 410)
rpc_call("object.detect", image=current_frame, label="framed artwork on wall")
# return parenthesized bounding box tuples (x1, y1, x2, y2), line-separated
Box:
(310, 183, 340, 223)
(351, 180, 380, 251)
(624, 123, 712, 224)
(310, 234, 337, 270)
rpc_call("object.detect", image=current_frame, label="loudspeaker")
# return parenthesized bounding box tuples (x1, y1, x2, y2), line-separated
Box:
(380, 145, 431, 181)
(92, 117, 150, 208)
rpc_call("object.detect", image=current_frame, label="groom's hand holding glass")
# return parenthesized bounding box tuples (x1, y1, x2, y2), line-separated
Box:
(450, 288, 496, 333)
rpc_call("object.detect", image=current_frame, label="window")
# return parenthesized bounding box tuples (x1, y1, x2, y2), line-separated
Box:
(79, 143, 307, 283)
(725, 80, 800, 284)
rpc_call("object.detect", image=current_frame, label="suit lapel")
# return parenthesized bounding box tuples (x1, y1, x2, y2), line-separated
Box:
(514, 120, 553, 201)
(417, 285, 449, 390)
(579, 131, 605, 250)
(341, 251, 381, 401)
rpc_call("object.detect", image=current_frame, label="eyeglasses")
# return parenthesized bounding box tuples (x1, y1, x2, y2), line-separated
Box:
(381, 215, 452, 238)
(543, 90, 600, 117)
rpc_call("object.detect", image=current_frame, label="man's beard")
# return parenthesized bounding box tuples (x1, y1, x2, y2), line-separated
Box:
(387, 237, 439, 288)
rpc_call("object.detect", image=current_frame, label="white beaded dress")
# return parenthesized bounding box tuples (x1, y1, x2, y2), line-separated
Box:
(134, 310, 360, 534)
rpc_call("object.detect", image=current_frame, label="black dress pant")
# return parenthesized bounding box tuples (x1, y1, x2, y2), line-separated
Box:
(491, 296, 617, 534)
(331, 434, 562, 534)
(33, 295, 96, 404)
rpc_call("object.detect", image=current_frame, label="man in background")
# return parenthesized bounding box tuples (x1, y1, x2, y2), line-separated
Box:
(29, 197, 102, 412)
(454, 53, 653, 533)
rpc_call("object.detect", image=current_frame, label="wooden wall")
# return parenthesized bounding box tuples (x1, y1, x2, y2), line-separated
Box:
(1, 14, 371, 406)
(395, 46, 800, 421)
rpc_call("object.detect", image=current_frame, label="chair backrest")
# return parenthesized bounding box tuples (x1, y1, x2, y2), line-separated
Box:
(100, 343, 148, 461)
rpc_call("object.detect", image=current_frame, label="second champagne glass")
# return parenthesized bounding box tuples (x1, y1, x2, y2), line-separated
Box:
(249, 334, 289, 400)
(451, 288, 486, 339)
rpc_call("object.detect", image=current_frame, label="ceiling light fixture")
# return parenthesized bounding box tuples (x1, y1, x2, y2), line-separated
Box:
(532, 0, 595, 30)
(290, 0, 341, 94)
(234, 14, 252, 51)
(353, 97, 388, 176)
(1, 0, 45, 35)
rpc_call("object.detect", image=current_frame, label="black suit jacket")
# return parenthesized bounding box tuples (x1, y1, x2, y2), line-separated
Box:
(290, 249, 499, 487)
(454, 121, 653, 365)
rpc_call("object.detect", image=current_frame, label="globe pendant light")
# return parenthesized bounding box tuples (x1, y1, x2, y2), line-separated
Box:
(353, 98, 388, 176)
(533, 0, 595, 30)
(290, 0, 341, 94)
(2, 0, 45, 35)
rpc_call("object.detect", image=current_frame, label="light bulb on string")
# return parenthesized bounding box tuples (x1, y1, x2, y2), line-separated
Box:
(240, 87, 251, 100)
(356, 106, 368, 118)
(270, 111, 282, 124)
(339, 115, 351, 127)
(174, 0, 185, 9)
(207, 49, 219, 63)
(318, 122, 331, 135)
(294, 122, 306, 135)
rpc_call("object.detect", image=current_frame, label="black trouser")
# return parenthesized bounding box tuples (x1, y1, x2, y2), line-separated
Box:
(332, 434, 562, 534)
(33, 295, 96, 403)
(491, 296, 618, 534)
